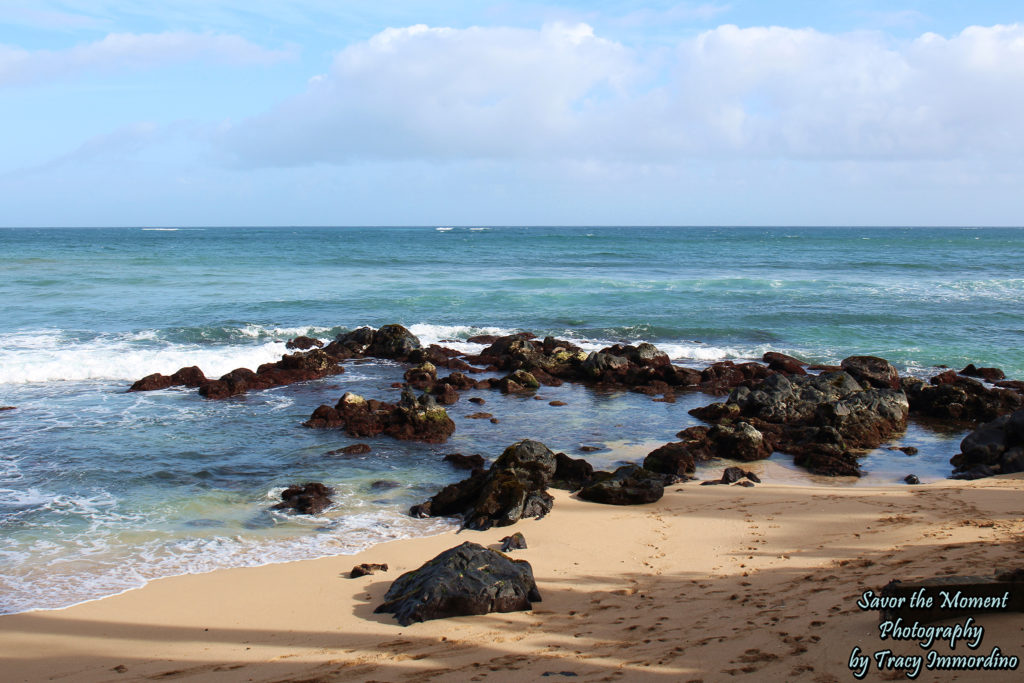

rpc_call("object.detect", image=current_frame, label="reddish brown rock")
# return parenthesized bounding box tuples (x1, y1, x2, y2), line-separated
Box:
(840, 355, 900, 390)
(763, 351, 807, 375)
(444, 453, 485, 471)
(129, 373, 174, 392)
(326, 444, 372, 456)
(350, 563, 388, 578)
(305, 388, 455, 443)
(286, 336, 323, 350)
(961, 364, 1006, 382)
(272, 483, 333, 515)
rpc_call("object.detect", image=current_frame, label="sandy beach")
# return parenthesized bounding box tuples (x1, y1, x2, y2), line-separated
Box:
(2, 472, 1021, 682)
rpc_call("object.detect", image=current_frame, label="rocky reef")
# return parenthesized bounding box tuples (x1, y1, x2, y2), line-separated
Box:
(126, 323, 1023, 481)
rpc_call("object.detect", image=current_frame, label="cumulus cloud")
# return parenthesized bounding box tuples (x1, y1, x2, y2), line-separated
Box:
(0, 31, 294, 86)
(220, 22, 1024, 167)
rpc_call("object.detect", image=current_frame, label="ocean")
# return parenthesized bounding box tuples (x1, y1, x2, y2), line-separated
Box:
(1, 225, 1022, 615)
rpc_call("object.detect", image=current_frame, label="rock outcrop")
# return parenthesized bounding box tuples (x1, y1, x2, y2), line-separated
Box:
(129, 366, 206, 392)
(689, 363, 910, 477)
(305, 388, 456, 443)
(951, 408, 1024, 479)
(410, 440, 556, 530)
(903, 374, 1022, 423)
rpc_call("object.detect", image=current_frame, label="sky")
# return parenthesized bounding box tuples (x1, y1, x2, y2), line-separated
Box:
(2, 1, 1023, 227)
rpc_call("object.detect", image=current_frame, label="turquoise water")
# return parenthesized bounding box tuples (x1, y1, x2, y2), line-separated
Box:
(1, 226, 1022, 613)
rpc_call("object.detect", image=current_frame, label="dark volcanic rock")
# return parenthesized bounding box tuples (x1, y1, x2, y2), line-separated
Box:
(709, 421, 773, 461)
(951, 408, 1024, 477)
(500, 532, 528, 552)
(904, 474, 920, 485)
(305, 388, 455, 443)
(413, 440, 558, 531)
(437, 372, 477, 390)
(763, 351, 807, 375)
(326, 443, 372, 456)
(699, 361, 775, 394)
(792, 447, 862, 477)
(704, 466, 761, 485)
(350, 562, 388, 578)
(578, 465, 667, 505)
(404, 362, 438, 389)
(689, 370, 908, 477)
(550, 452, 594, 491)
(130, 365, 207, 392)
(129, 372, 173, 392)
(375, 541, 541, 626)
(961, 364, 1006, 382)
(840, 355, 900, 390)
(286, 336, 323, 350)
(643, 442, 697, 477)
(272, 483, 333, 515)
(366, 324, 422, 360)
(192, 346, 345, 400)
(444, 453, 486, 471)
(327, 326, 375, 355)
(169, 366, 206, 387)
(902, 375, 1022, 423)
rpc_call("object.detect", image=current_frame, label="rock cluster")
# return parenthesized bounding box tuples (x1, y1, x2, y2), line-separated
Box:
(902, 373, 1021, 423)
(128, 323, 471, 400)
(410, 440, 557, 530)
(464, 333, 789, 399)
(126, 323, 1024, 482)
(951, 408, 1024, 479)
(305, 387, 456, 444)
(689, 359, 910, 476)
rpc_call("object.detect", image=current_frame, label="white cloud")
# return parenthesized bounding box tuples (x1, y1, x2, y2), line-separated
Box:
(0, 31, 295, 86)
(221, 22, 1024, 167)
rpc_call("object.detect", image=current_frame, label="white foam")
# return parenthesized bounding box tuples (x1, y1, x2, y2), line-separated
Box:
(0, 330, 289, 384)
(0, 512, 456, 615)
(0, 487, 53, 509)
(236, 324, 336, 339)
(407, 323, 519, 354)
(658, 342, 770, 362)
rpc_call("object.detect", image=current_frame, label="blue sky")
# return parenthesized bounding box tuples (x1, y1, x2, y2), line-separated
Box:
(2, 1, 1023, 226)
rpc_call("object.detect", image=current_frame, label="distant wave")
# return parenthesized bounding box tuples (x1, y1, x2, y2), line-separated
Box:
(0, 329, 289, 384)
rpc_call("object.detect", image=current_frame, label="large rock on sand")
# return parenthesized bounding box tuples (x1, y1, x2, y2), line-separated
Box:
(375, 541, 541, 626)
(578, 465, 667, 505)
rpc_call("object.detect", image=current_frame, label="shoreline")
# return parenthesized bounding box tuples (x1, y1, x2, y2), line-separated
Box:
(2, 476, 1022, 682)
(0, 455, 965, 619)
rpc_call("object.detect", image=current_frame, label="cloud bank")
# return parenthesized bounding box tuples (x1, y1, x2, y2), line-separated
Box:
(221, 22, 1024, 166)
(0, 31, 294, 86)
